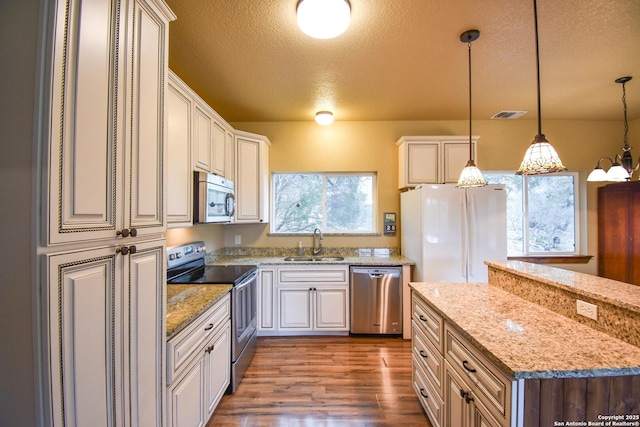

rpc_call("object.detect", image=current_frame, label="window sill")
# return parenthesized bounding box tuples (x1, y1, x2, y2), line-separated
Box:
(507, 255, 593, 264)
(267, 232, 381, 237)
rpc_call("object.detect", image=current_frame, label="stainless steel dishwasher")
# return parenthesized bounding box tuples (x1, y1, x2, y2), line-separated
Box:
(350, 266, 402, 335)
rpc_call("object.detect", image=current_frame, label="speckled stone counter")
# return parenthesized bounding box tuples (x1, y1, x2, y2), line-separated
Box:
(166, 284, 231, 338)
(487, 260, 640, 347)
(207, 254, 414, 266)
(409, 282, 640, 379)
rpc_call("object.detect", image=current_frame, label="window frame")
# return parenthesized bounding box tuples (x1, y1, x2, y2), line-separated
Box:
(270, 171, 378, 235)
(484, 170, 581, 256)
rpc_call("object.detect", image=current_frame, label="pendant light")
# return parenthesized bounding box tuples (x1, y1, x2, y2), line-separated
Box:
(456, 29, 486, 188)
(296, 0, 351, 39)
(516, 0, 567, 175)
(588, 77, 635, 182)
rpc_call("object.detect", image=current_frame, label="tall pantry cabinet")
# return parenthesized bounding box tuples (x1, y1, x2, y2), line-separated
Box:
(41, 0, 175, 426)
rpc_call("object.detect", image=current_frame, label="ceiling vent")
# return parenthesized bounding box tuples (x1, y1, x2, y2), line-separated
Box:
(491, 110, 528, 119)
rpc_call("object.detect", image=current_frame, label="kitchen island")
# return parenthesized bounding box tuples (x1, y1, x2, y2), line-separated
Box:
(410, 262, 640, 426)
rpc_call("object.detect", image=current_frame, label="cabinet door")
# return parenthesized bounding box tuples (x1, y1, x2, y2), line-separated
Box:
(443, 141, 474, 184)
(47, 247, 123, 427)
(126, 240, 165, 427)
(167, 75, 193, 227)
(193, 103, 213, 172)
(444, 363, 472, 427)
(278, 287, 312, 330)
(168, 357, 206, 427)
(236, 135, 269, 223)
(48, 0, 124, 244)
(204, 320, 231, 419)
(212, 121, 226, 177)
(407, 142, 439, 185)
(225, 130, 236, 181)
(258, 268, 277, 332)
(124, 0, 169, 236)
(314, 287, 348, 330)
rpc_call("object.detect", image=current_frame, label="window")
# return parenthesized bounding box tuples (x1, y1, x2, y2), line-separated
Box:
(271, 173, 376, 234)
(484, 172, 580, 256)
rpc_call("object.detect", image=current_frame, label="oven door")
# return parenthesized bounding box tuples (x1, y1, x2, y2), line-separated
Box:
(231, 270, 258, 361)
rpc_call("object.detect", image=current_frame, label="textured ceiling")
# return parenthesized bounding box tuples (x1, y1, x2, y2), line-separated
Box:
(165, 0, 640, 123)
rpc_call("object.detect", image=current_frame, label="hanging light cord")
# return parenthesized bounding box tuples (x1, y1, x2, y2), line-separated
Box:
(467, 38, 473, 161)
(622, 80, 629, 150)
(533, 0, 542, 136)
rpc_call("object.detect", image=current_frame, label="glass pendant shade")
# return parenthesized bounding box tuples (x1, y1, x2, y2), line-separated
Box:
(516, 134, 568, 175)
(457, 160, 487, 188)
(296, 0, 351, 39)
(586, 166, 607, 182)
(606, 164, 630, 182)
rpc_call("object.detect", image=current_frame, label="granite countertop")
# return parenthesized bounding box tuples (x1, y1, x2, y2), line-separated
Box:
(207, 254, 414, 266)
(410, 282, 640, 380)
(487, 260, 640, 313)
(166, 284, 232, 339)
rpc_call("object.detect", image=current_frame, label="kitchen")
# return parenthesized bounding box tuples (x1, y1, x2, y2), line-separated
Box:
(2, 0, 640, 426)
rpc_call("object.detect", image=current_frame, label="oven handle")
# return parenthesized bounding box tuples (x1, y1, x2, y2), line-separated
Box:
(234, 269, 258, 289)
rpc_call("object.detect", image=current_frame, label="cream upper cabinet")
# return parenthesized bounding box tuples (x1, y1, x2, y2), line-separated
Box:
(193, 100, 214, 173)
(212, 120, 227, 177)
(47, 0, 173, 244)
(47, 240, 166, 427)
(235, 130, 271, 223)
(225, 130, 236, 181)
(167, 71, 193, 227)
(397, 136, 478, 189)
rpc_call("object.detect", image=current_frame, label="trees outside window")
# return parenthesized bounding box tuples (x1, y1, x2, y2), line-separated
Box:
(484, 172, 579, 255)
(271, 173, 376, 234)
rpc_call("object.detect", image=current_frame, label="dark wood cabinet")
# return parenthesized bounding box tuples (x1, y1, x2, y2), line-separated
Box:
(598, 181, 640, 285)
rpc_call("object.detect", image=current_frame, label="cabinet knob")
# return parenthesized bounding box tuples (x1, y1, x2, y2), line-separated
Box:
(116, 246, 129, 256)
(465, 394, 474, 404)
(205, 344, 214, 354)
(117, 228, 138, 238)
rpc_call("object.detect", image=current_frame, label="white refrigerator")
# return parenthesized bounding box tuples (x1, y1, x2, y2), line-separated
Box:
(401, 184, 507, 283)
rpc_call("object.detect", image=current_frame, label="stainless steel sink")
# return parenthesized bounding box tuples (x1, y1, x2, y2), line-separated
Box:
(283, 256, 345, 262)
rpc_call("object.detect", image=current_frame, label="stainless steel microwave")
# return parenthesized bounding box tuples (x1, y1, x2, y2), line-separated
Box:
(194, 172, 235, 223)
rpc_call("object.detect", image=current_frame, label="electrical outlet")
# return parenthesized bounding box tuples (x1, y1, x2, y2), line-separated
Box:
(576, 299, 598, 321)
(234, 234, 241, 245)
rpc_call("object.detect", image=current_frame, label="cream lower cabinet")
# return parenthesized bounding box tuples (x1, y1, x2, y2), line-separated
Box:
(257, 267, 277, 335)
(276, 266, 349, 334)
(46, 240, 165, 427)
(412, 292, 512, 427)
(167, 293, 231, 427)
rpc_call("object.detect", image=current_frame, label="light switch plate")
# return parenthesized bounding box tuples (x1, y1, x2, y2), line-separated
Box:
(576, 299, 598, 321)
(234, 234, 241, 245)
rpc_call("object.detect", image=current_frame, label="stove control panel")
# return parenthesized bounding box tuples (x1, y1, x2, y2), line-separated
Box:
(167, 241, 206, 269)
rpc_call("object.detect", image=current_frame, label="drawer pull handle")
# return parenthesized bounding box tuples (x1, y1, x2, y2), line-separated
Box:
(419, 350, 428, 358)
(418, 315, 428, 322)
(419, 388, 429, 398)
(462, 360, 477, 373)
(204, 323, 214, 331)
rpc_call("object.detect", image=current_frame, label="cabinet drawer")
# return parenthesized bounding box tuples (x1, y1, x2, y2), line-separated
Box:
(412, 293, 444, 353)
(278, 267, 348, 283)
(444, 325, 511, 422)
(413, 356, 444, 427)
(411, 320, 444, 398)
(167, 294, 230, 384)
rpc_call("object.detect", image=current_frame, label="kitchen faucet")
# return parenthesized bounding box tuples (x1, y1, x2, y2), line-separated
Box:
(313, 228, 323, 255)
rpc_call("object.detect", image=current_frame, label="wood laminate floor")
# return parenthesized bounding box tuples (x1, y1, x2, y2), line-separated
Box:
(207, 336, 432, 427)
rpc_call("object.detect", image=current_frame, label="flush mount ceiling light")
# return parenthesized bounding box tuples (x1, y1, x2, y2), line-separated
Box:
(315, 111, 334, 125)
(456, 29, 487, 189)
(516, 0, 567, 176)
(588, 76, 634, 182)
(296, 0, 351, 39)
